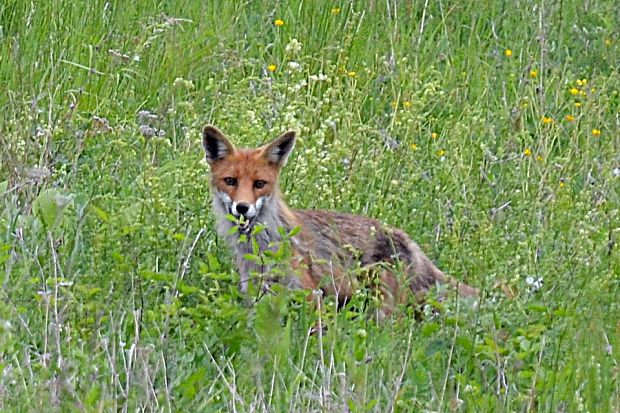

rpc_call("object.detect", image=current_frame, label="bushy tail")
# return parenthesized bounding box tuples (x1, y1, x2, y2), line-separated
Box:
(406, 242, 478, 298)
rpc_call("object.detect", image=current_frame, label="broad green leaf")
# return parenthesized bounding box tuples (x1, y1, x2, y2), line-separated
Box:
(32, 189, 73, 229)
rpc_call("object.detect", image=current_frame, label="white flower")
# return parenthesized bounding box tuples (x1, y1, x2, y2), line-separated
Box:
(288, 61, 301, 71)
(526, 276, 543, 291)
(285, 38, 303, 54)
(309, 73, 328, 82)
(292, 80, 307, 92)
(173, 77, 195, 89)
(613, 167, 620, 177)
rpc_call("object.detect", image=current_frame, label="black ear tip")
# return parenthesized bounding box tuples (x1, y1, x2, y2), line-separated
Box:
(280, 131, 296, 147)
(203, 125, 221, 138)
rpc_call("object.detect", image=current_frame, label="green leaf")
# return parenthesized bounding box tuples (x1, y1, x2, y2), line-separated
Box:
(288, 225, 301, 237)
(176, 281, 200, 295)
(421, 322, 440, 337)
(84, 384, 101, 408)
(90, 205, 109, 222)
(526, 303, 547, 313)
(32, 189, 74, 229)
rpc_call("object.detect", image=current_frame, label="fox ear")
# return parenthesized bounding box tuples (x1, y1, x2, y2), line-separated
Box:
(263, 131, 296, 166)
(202, 125, 235, 164)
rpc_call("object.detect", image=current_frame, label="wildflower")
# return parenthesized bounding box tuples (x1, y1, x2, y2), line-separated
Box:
(530, 70, 538, 78)
(431, 132, 438, 139)
(559, 180, 565, 188)
(285, 38, 302, 54)
(570, 88, 579, 95)
(526, 276, 543, 292)
(403, 101, 412, 108)
(565, 114, 575, 122)
(274, 19, 284, 27)
(390, 101, 397, 108)
(575, 102, 582, 108)
(267, 64, 277, 72)
(542, 116, 553, 124)
(138, 110, 157, 125)
(504, 49, 513, 57)
(613, 167, 620, 177)
(605, 39, 612, 46)
(524, 148, 532, 156)
(173, 77, 194, 90)
(592, 128, 601, 136)
(140, 125, 158, 138)
(347, 71, 356, 78)
(309, 73, 328, 82)
(536, 155, 543, 161)
(288, 61, 301, 71)
(331, 7, 341, 14)
(576, 79, 587, 86)
(410, 143, 418, 151)
(437, 149, 446, 157)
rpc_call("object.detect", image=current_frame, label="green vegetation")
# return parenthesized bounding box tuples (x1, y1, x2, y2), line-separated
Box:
(1, 0, 619, 411)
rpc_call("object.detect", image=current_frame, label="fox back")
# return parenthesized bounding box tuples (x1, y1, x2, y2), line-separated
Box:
(202, 126, 477, 313)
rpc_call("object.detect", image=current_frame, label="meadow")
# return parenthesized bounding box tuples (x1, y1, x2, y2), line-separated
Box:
(1, 0, 619, 411)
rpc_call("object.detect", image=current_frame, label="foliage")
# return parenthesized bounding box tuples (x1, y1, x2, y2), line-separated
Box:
(1, 0, 619, 411)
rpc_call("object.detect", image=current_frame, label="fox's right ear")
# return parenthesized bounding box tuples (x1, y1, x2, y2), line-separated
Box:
(202, 125, 235, 164)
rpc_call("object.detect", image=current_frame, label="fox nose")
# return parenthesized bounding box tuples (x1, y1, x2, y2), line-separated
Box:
(234, 202, 250, 216)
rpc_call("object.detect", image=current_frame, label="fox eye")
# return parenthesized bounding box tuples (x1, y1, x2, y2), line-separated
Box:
(254, 180, 267, 189)
(224, 177, 238, 186)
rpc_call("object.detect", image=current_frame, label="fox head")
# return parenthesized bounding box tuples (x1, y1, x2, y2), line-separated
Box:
(202, 125, 296, 234)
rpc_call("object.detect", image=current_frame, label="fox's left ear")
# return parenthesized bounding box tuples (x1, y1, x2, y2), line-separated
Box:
(263, 131, 296, 167)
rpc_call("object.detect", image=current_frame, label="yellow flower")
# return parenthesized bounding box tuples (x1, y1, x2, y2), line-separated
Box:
(267, 64, 277, 72)
(331, 7, 341, 14)
(524, 148, 532, 156)
(431, 132, 438, 139)
(403, 100, 412, 108)
(576, 78, 587, 86)
(410, 143, 418, 151)
(592, 128, 601, 136)
(536, 155, 543, 161)
(504, 49, 513, 57)
(559, 180, 565, 188)
(605, 38, 612, 46)
(530, 70, 538, 78)
(565, 114, 575, 122)
(347, 71, 356, 78)
(274, 19, 284, 27)
(570, 88, 579, 95)
(574, 102, 582, 108)
(390, 101, 397, 108)
(542, 116, 554, 124)
(437, 149, 446, 157)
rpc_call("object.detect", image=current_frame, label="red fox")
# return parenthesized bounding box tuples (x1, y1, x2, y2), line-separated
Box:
(202, 125, 477, 315)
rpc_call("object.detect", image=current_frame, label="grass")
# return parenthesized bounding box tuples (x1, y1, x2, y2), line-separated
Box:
(1, 0, 619, 411)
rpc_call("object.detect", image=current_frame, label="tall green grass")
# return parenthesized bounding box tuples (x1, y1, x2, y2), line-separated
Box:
(1, 0, 618, 411)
